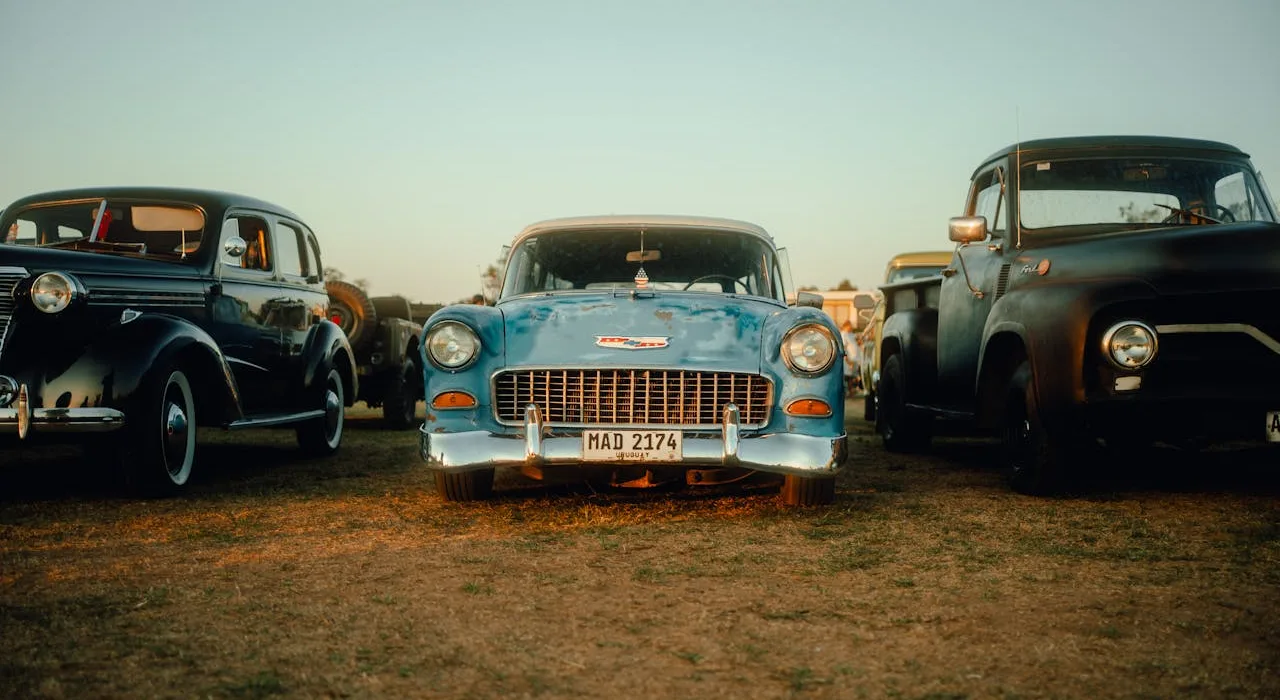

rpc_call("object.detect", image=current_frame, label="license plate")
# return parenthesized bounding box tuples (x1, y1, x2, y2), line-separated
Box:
(1268, 411, 1280, 443)
(582, 430, 683, 462)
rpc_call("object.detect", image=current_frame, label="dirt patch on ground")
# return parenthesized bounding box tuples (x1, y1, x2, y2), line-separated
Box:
(2, 402, 1278, 698)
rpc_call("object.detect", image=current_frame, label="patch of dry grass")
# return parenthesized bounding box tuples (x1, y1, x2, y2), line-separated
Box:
(1, 401, 1278, 698)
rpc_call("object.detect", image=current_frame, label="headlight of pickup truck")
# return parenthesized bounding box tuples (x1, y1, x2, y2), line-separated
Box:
(782, 323, 837, 374)
(426, 321, 481, 369)
(1102, 321, 1157, 369)
(31, 272, 80, 314)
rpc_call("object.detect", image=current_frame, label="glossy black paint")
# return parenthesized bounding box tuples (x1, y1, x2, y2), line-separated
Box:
(0, 187, 357, 433)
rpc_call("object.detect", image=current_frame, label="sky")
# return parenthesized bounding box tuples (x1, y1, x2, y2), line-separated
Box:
(2, 0, 1278, 303)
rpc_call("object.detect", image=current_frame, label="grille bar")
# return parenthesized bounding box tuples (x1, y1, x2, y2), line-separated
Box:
(0, 268, 28, 360)
(494, 369, 772, 427)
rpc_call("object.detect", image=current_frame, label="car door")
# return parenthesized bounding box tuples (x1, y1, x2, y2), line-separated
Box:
(209, 211, 287, 414)
(936, 160, 1010, 408)
(271, 216, 328, 400)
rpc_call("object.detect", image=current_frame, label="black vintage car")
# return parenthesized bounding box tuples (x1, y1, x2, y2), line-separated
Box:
(874, 136, 1280, 493)
(0, 187, 358, 494)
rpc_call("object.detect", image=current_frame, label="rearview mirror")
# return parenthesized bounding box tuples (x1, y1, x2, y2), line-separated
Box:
(626, 250, 661, 263)
(948, 216, 988, 244)
(795, 291, 824, 309)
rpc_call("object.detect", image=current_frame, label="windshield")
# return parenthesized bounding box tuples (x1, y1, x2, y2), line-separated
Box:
(2, 199, 206, 259)
(1018, 157, 1278, 234)
(500, 228, 786, 302)
(886, 265, 947, 283)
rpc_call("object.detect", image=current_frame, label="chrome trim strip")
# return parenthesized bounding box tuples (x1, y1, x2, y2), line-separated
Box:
(224, 409, 325, 430)
(226, 356, 270, 373)
(0, 406, 126, 435)
(1155, 323, 1280, 356)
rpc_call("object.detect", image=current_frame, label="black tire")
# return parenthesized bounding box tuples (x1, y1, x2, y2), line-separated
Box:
(1004, 360, 1072, 496)
(370, 295, 413, 322)
(436, 469, 494, 502)
(863, 389, 877, 422)
(876, 353, 931, 452)
(297, 367, 345, 456)
(326, 280, 377, 351)
(381, 360, 420, 430)
(124, 366, 197, 496)
(780, 475, 836, 506)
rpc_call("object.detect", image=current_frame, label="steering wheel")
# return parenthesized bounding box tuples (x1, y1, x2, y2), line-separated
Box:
(1210, 204, 1237, 223)
(683, 274, 747, 292)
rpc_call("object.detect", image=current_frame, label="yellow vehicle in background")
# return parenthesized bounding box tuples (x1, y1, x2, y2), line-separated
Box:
(859, 251, 953, 419)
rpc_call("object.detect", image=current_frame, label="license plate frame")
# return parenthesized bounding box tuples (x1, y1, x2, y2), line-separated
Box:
(1267, 411, 1280, 443)
(582, 429, 683, 462)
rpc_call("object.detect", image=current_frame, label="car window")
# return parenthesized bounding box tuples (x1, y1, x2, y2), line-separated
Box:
(221, 215, 274, 273)
(306, 233, 322, 278)
(970, 167, 1006, 233)
(274, 221, 307, 278)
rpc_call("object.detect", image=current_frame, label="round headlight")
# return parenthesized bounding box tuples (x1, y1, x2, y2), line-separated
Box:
(1102, 321, 1158, 369)
(782, 324, 837, 374)
(31, 272, 77, 314)
(426, 321, 481, 369)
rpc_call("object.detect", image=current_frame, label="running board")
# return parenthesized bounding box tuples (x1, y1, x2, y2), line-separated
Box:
(224, 409, 325, 430)
(906, 403, 973, 421)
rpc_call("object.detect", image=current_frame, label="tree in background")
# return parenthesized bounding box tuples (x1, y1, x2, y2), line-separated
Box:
(833, 279, 857, 291)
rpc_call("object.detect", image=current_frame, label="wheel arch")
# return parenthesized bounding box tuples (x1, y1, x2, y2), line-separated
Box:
(975, 327, 1029, 429)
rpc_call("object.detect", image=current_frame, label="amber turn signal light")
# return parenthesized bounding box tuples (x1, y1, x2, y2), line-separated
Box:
(432, 391, 477, 409)
(785, 398, 831, 417)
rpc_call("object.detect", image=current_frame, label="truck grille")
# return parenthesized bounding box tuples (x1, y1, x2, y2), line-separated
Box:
(494, 369, 773, 428)
(0, 267, 28, 359)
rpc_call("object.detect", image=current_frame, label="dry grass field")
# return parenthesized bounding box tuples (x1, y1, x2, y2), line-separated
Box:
(1, 401, 1278, 699)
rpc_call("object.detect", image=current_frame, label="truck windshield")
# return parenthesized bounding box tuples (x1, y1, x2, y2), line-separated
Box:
(1018, 157, 1278, 233)
(501, 228, 785, 302)
(2, 200, 206, 260)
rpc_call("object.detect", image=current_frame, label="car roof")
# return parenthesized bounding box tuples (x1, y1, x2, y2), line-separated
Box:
(513, 215, 774, 246)
(975, 135, 1248, 176)
(2, 186, 303, 221)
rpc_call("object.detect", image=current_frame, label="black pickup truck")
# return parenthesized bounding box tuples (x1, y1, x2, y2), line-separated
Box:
(874, 135, 1280, 494)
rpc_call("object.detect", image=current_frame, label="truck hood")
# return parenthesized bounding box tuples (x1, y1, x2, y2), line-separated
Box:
(498, 291, 781, 372)
(1019, 221, 1280, 295)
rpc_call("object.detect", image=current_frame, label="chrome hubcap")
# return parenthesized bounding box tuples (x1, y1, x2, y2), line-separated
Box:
(164, 400, 189, 476)
(323, 388, 341, 436)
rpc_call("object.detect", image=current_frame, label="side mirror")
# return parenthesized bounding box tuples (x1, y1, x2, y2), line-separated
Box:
(223, 236, 247, 258)
(948, 216, 988, 244)
(795, 291, 824, 309)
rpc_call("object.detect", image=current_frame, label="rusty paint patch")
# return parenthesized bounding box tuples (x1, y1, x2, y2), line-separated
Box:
(654, 310, 673, 322)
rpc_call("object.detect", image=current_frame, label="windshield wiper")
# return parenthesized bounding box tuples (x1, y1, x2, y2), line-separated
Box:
(1154, 203, 1224, 225)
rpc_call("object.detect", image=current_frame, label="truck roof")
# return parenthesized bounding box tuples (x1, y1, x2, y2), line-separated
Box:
(975, 135, 1248, 176)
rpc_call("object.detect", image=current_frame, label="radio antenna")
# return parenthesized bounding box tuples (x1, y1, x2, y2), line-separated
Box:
(1015, 106, 1023, 250)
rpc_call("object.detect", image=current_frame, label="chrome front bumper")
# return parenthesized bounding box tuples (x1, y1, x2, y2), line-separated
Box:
(0, 385, 125, 438)
(420, 404, 847, 477)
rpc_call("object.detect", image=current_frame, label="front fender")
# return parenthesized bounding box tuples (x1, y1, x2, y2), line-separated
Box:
(300, 320, 359, 405)
(880, 307, 938, 404)
(420, 304, 506, 433)
(759, 306, 845, 437)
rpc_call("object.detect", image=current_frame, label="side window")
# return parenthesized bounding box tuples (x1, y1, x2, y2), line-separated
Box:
(969, 167, 1006, 233)
(1214, 171, 1268, 222)
(306, 234, 322, 279)
(274, 221, 307, 278)
(220, 215, 274, 273)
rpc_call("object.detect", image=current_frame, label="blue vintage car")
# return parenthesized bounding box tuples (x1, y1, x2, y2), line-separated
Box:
(418, 216, 848, 505)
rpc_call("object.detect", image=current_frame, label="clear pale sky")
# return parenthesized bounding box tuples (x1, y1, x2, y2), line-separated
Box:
(2, 0, 1277, 303)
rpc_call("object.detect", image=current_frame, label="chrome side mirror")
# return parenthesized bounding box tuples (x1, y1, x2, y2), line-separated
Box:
(795, 291, 824, 309)
(948, 216, 988, 244)
(223, 236, 247, 258)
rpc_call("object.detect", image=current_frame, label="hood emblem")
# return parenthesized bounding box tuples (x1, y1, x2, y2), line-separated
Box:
(595, 335, 670, 350)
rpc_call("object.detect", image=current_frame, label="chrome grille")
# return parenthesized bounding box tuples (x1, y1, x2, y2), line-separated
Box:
(0, 267, 28, 359)
(494, 369, 773, 428)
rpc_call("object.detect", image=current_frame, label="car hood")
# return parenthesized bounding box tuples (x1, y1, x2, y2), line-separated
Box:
(0, 243, 198, 278)
(1020, 221, 1280, 295)
(498, 291, 781, 372)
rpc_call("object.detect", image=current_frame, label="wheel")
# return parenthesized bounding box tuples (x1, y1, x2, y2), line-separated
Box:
(683, 274, 746, 292)
(876, 354, 930, 452)
(863, 389, 877, 422)
(124, 366, 197, 496)
(297, 367, 345, 456)
(381, 360, 420, 430)
(436, 469, 494, 502)
(780, 475, 836, 506)
(1004, 360, 1073, 495)
(325, 280, 377, 351)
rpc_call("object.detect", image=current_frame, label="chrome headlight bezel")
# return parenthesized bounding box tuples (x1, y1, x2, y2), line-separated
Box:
(782, 323, 838, 375)
(30, 271, 80, 314)
(426, 320, 481, 370)
(1101, 320, 1158, 370)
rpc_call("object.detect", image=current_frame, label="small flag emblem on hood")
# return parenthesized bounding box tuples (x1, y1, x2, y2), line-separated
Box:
(595, 336, 670, 350)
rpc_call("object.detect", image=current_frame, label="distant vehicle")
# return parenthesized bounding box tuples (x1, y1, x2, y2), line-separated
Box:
(859, 251, 952, 420)
(0, 188, 357, 494)
(419, 215, 848, 505)
(876, 135, 1280, 494)
(815, 289, 880, 335)
(326, 282, 423, 429)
